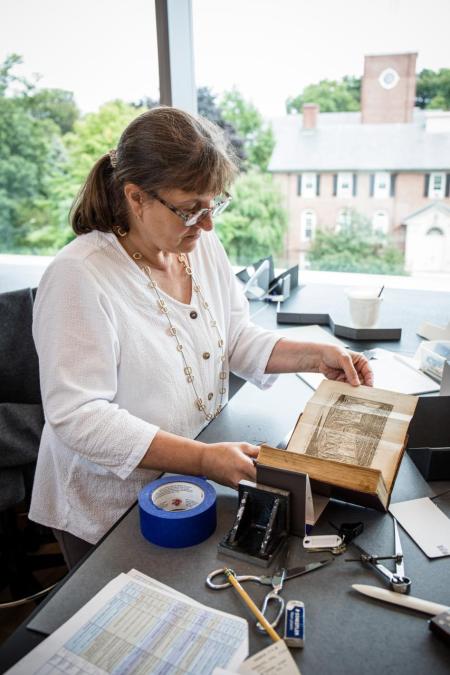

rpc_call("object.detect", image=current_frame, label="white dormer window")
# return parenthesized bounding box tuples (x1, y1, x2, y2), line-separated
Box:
(301, 209, 317, 241)
(337, 172, 353, 198)
(374, 172, 391, 199)
(300, 173, 317, 198)
(429, 173, 445, 199)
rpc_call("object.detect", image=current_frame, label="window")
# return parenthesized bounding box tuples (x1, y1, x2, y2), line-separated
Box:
(301, 209, 317, 241)
(427, 227, 444, 236)
(428, 173, 445, 199)
(299, 172, 317, 198)
(373, 172, 391, 199)
(372, 210, 389, 234)
(336, 208, 352, 231)
(337, 172, 353, 198)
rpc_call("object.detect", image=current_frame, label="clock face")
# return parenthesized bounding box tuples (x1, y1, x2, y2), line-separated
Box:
(378, 67, 400, 90)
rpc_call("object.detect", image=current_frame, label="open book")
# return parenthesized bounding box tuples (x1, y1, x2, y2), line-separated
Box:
(257, 380, 418, 511)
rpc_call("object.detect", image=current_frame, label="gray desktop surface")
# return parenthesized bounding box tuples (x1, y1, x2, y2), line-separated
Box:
(22, 375, 450, 675)
(2, 283, 450, 673)
(275, 284, 450, 354)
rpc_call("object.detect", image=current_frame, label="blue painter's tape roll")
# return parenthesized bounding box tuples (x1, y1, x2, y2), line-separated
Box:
(138, 475, 217, 548)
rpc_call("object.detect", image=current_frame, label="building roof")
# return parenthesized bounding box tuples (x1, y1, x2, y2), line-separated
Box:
(403, 201, 450, 222)
(268, 112, 450, 173)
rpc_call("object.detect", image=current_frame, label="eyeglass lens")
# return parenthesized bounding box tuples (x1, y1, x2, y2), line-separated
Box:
(185, 196, 230, 226)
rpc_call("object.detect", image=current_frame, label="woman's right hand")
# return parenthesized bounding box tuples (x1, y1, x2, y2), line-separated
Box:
(200, 442, 259, 488)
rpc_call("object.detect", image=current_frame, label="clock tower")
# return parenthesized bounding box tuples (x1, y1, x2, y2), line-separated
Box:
(361, 53, 417, 124)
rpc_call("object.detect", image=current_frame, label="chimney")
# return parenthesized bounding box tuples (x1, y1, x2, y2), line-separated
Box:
(361, 52, 417, 124)
(303, 104, 319, 129)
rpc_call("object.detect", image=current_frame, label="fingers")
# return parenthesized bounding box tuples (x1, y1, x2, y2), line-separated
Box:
(340, 352, 360, 386)
(240, 443, 260, 458)
(241, 455, 257, 482)
(351, 352, 374, 386)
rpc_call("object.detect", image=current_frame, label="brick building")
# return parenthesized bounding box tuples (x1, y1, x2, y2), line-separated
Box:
(269, 53, 450, 273)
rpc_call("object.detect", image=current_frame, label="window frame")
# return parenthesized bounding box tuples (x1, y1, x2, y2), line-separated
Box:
(428, 172, 445, 199)
(337, 172, 353, 199)
(373, 172, 391, 199)
(299, 172, 317, 199)
(301, 209, 317, 241)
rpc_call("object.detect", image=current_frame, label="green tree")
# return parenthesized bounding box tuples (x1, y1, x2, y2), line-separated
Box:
(0, 54, 62, 252)
(286, 76, 361, 114)
(197, 86, 246, 164)
(220, 87, 275, 171)
(215, 171, 287, 264)
(29, 100, 145, 252)
(26, 88, 80, 134)
(416, 69, 450, 109)
(307, 211, 405, 274)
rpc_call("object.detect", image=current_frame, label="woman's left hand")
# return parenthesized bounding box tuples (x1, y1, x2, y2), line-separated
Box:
(317, 345, 373, 386)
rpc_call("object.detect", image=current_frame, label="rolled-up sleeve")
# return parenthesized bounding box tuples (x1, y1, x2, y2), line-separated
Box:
(33, 258, 158, 479)
(212, 239, 281, 389)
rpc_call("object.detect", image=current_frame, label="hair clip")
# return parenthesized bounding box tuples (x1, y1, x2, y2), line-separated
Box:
(109, 148, 118, 168)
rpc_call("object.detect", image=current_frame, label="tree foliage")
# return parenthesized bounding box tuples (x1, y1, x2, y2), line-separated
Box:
(220, 88, 275, 171)
(25, 88, 79, 134)
(215, 171, 287, 264)
(287, 69, 450, 114)
(286, 76, 361, 114)
(416, 69, 450, 109)
(197, 86, 246, 165)
(0, 54, 63, 251)
(307, 212, 405, 274)
(30, 100, 145, 252)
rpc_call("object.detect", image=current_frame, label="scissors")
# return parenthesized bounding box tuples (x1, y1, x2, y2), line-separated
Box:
(346, 518, 411, 594)
(206, 559, 332, 631)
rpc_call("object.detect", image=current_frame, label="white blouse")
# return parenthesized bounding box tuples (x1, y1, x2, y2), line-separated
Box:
(29, 230, 280, 543)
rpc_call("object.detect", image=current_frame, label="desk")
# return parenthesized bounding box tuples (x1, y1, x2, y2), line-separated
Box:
(1, 284, 450, 674)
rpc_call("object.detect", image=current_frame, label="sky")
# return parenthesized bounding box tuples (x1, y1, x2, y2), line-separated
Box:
(2, 0, 450, 118)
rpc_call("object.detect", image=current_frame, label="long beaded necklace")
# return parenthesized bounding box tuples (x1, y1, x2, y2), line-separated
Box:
(130, 246, 227, 422)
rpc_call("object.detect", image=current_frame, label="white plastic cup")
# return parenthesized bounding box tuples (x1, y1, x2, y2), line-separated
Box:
(346, 289, 383, 328)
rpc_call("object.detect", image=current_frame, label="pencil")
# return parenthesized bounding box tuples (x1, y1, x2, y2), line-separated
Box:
(224, 569, 282, 642)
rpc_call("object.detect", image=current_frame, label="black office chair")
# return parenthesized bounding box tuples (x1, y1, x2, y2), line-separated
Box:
(0, 287, 66, 608)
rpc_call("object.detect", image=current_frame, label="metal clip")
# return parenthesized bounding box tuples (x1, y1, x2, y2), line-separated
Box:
(303, 534, 346, 555)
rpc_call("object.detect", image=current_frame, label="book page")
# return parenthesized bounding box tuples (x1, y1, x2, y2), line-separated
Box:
(287, 380, 418, 488)
(6, 573, 248, 675)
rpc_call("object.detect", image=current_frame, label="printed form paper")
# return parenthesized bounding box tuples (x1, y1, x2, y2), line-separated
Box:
(213, 640, 301, 675)
(7, 573, 248, 675)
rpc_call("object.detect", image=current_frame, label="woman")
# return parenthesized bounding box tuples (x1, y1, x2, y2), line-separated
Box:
(30, 107, 372, 568)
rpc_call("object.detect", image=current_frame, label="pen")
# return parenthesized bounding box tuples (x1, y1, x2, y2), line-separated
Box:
(224, 569, 282, 642)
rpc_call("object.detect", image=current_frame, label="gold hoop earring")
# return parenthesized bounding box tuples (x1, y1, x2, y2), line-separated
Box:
(116, 226, 128, 238)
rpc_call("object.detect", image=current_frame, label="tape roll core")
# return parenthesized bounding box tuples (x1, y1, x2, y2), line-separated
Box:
(139, 476, 217, 548)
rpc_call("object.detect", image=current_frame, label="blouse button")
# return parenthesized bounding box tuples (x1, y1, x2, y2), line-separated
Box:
(208, 392, 214, 400)
(190, 310, 198, 319)
(203, 352, 210, 360)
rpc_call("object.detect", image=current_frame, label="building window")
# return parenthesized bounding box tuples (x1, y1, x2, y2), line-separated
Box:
(298, 172, 317, 198)
(337, 172, 354, 198)
(372, 210, 389, 234)
(426, 227, 444, 236)
(301, 209, 317, 240)
(373, 172, 391, 199)
(336, 208, 353, 231)
(427, 173, 445, 199)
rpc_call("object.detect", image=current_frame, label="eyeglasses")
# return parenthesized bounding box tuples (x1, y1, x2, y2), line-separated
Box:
(150, 191, 232, 227)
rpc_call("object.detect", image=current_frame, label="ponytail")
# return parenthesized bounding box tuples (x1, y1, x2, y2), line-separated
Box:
(70, 154, 124, 235)
(69, 107, 238, 236)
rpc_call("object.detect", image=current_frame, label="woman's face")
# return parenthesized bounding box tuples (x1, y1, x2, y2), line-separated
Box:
(127, 186, 215, 254)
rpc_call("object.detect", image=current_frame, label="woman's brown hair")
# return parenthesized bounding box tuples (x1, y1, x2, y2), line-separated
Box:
(70, 106, 238, 235)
